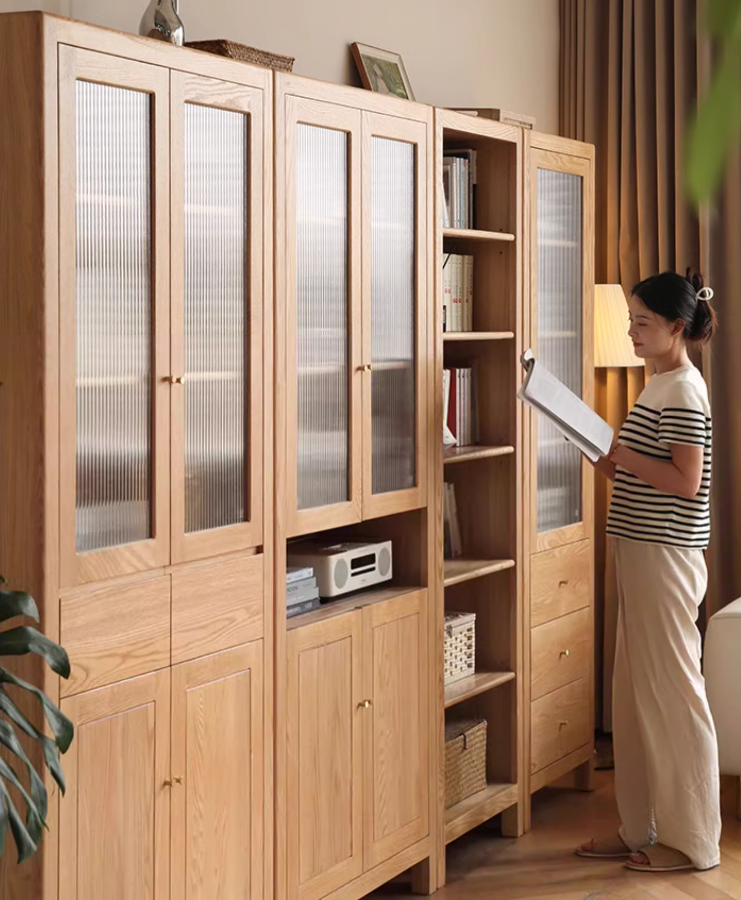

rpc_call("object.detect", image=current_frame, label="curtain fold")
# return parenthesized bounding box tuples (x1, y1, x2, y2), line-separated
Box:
(560, 0, 741, 731)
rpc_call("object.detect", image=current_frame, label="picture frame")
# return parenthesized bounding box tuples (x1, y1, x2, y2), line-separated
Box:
(351, 42, 415, 101)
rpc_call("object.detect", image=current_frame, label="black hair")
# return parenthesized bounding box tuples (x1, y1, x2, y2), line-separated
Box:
(631, 268, 717, 344)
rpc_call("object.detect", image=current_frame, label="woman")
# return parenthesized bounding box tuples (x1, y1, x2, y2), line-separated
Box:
(577, 269, 721, 873)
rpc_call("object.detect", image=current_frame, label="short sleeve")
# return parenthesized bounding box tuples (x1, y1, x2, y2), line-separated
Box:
(658, 378, 709, 447)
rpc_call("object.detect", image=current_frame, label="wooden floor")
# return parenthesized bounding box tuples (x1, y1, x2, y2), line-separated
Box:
(377, 771, 741, 900)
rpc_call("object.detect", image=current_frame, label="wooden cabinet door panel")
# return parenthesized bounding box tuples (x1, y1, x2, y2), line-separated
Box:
(59, 671, 170, 900)
(362, 591, 429, 869)
(171, 641, 264, 900)
(286, 613, 363, 900)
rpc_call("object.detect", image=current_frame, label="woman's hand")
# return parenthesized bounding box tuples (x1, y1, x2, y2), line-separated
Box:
(591, 448, 617, 481)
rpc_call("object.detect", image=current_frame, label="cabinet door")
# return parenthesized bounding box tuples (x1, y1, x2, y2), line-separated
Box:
(171, 642, 264, 900)
(361, 113, 430, 519)
(59, 670, 170, 900)
(362, 591, 429, 869)
(529, 145, 594, 551)
(286, 613, 363, 900)
(280, 95, 363, 536)
(58, 46, 171, 587)
(170, 73, 265, 563)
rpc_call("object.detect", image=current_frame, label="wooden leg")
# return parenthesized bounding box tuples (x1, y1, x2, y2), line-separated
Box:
(411, 857, 435, 896)
(574, 758, 594, 792)
(501, 802, 524, 838)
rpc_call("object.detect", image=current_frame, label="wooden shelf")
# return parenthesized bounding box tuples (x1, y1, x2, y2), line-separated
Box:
(444, 558, 515, 588)
(445, 782, 519, 844)
(443, 331, 514, 342)
(444, 670, 515, 709)
(286, 584, 424, 631)
(443, 227, 515, 243)
(443, 445, 514, 465)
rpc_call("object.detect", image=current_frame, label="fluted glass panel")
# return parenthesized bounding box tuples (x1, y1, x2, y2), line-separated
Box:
(536, 168, 583, 533)
(75, 82, 152, 552)
(296, 124, 349, 510)
(371, 137, 416, 495)
(184, 104, 248, 533)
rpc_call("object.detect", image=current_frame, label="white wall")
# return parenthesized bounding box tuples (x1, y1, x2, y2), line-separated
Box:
(0, 0, 560, 132)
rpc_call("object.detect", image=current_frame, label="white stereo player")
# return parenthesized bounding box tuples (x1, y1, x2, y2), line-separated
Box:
(287, 540, 392, 599)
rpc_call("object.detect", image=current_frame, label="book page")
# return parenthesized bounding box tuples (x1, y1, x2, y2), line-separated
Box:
(517, 350, 613, 461)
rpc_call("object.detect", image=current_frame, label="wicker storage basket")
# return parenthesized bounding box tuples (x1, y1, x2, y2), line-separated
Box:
(185, 39, 294, 72)
(444, 612, 475, 685)
(444, 718, 487, 808)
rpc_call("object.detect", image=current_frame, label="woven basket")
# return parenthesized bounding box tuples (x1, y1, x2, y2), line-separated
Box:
(444, 612, 475, 685)
(444, 718, 487, 808)
(185, 39, 294, 72)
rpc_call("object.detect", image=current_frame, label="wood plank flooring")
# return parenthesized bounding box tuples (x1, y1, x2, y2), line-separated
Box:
(375, 772, 741, 900)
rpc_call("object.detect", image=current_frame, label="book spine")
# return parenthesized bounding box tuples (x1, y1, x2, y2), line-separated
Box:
(443, 256, 451, 332)
(455, 255, 463, 331)
(286, 566, 313, 584)
(465, 255, 474, 331)
(286, 585, 320, 606)
(286, 596, 321, 618)
(448, 368, 457, 440)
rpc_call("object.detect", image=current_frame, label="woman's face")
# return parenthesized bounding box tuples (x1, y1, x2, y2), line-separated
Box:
(627, 293, 683, 359)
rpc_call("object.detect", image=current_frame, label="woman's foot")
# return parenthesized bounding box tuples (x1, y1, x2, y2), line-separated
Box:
(575, 834, 632, 859)
(625, 844, 694, 872)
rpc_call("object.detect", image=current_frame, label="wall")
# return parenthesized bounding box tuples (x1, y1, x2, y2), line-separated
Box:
(0, 0, 560, 133)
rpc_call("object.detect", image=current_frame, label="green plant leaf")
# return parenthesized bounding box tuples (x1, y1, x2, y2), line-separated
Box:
(0, 758, 44, 847)
(704, 0, 741, 38)
(685, 44, 741, 205)
(0, 626, 70, 679)
(0, 719, 48, 826)
(0, 688, 66, 793)
(0, 590, 39, 625)
(0, 670, 74, 753)
(0, 781, 37, 863)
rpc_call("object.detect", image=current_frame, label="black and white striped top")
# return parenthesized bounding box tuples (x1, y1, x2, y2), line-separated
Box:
(606, 365, 711, 549)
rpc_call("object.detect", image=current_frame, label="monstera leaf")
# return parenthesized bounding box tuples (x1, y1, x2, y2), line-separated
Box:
(0, 577, 73, 863)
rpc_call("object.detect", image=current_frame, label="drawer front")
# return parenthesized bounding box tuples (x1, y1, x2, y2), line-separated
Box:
(531, 608, 591, 701)
(61, 574, 171, 697)
(171, 553, 264, 665)
(531, 676, 591, 774)
(531, 540, 591, 627)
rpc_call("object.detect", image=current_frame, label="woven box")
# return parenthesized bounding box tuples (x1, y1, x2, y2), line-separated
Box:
(444, 718, 487, 808)
(185, 39, 294, 72)
(444, 612, 475, 685)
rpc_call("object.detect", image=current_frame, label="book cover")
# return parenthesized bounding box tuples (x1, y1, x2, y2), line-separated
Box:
(286, 565, 313, 584)
(286, 596, 321, 618)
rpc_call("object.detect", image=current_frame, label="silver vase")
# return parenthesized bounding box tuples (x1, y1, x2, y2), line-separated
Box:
(139, 0, 184, 46)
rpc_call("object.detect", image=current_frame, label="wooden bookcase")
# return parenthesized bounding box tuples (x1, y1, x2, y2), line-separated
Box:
(434, 110, 525, 883)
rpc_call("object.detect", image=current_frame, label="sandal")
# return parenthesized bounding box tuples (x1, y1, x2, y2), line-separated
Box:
(625, 844, 694, 872)
(575, 835, 632, 859)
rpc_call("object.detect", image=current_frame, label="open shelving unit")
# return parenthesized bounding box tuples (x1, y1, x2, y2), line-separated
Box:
(435, 109, 524, 881)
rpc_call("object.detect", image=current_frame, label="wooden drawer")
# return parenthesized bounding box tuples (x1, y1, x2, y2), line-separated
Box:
(531, 607, 591, 701)
(61, 574, 171, 697)
(531, 677, 591, 774)
(171, 553, 264, 665)
(531, 540, 591, 627)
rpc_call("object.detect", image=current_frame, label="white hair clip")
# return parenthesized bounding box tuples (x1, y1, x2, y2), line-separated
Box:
(696, 286, 714, 303)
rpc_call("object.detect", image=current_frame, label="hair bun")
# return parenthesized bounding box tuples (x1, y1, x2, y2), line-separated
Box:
(686, 266, 704, 295)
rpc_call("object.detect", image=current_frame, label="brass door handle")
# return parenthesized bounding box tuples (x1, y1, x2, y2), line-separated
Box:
(358, 364, 373, 372)
(558, 580, 569, 588)
(168, 375, 186, 385)
(359, 699, 372, 709)
(163, 776, 184, 787)
(560, 649, 571, 658)
(559, 720, 569, 729)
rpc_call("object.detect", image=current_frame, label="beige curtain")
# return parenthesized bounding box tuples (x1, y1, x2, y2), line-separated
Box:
(560, 0, 741, 730)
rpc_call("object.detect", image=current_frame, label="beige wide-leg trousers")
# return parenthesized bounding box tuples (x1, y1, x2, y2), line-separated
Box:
(612, 537, 721, 870)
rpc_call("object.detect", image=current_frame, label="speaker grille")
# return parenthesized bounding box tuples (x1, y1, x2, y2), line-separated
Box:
(378, 546, 391, 577)
(334, 558, 349, 590)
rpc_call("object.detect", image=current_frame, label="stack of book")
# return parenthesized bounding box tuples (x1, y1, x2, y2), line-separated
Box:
(442, 253, 474, 331)
(442, 149, 477, 229)
(443, 366, 477, 447)
(286, 566, 321, 618)
(443, 482, 463, 559)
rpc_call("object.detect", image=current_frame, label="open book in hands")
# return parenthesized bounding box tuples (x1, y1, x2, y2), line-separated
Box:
(517, 349, 614, 462)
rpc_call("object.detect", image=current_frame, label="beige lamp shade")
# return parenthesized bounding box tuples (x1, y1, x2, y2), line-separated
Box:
(594, 284, 644, 367)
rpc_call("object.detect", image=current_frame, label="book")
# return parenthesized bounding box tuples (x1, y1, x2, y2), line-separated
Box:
(517, 349, 613, 461)
(286, 596, 321, 618)
(286, 579, 319, 606)
(443, 482, 463, 558)
(286, 565, 313, 584)
(463, 254, 474, 331)
(442, 369, 456, 447)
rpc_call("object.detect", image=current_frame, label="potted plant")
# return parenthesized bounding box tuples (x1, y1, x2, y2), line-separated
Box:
(0, 576, 73, 862)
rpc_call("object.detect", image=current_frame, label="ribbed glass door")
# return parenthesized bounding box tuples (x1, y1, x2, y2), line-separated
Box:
(534, 161, 586, 535)
(59, 47, 171, 587)
(170, 73, 265, 562)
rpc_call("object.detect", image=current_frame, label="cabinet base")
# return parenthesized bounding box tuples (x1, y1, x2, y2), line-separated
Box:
(320, 838, 430, 900)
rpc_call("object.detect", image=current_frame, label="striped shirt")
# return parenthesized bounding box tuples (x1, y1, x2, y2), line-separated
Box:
(606, 365, 711, 549)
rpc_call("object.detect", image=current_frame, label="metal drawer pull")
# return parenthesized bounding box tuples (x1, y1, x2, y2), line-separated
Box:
(558, 579, 569, 588)
(559, 720, 569, 729)
(168, 375, 186, 385)
(358, 364, 373, 372)
(560, 649, 570, 658)
(359, 699, 372, 709)
(163, 776, 184, 787)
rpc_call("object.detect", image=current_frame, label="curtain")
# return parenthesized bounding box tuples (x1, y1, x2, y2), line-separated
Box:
(560, 0, 741, 730)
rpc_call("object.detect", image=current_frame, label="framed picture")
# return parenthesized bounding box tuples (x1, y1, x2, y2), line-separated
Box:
(351, 42, 415, 101)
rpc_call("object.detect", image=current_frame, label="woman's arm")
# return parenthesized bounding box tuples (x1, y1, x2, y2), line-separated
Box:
(611, 442, 704, 499)
(591, 455, 617, 481)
